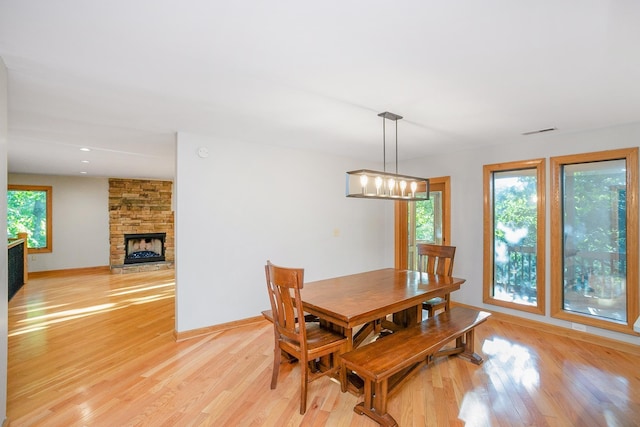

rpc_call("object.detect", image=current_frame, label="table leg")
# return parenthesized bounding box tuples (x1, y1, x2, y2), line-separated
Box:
(391, 304, 421, 328)
(345, 327, 353, 351)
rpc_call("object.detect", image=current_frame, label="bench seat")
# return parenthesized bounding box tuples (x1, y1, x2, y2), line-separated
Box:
(339, 306, 491, 427)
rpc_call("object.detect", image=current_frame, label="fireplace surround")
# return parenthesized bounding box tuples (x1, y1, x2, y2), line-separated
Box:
(109, 178, 174, 273)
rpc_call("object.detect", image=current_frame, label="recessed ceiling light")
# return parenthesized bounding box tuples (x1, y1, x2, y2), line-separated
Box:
(80, 147, 91, 152)
(80, 171, 87, 174)
(81, 160, 90, 163)
(522, 127, 557, 136)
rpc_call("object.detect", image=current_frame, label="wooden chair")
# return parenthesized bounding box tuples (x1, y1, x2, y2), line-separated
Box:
(417, 244, 456, 317)
(264, 260, 347, 414)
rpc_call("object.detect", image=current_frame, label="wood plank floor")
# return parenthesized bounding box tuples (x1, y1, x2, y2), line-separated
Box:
(7, 269, 640, 426)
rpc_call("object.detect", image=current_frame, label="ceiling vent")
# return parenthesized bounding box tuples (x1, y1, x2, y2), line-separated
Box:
(522, 127, 557, 136)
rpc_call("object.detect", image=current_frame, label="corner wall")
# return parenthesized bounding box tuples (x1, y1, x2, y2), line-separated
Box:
(0, 55, 10, 424)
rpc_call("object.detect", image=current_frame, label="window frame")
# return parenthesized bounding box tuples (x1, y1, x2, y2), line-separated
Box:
(395, 176, 450, 269)
(8, 184, 53, 254)
(550, 148, 638, 335)
(483, 158, 546, 315)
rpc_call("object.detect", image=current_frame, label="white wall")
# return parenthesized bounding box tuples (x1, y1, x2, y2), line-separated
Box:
(7, 175, 109, 272)
(401, 122, 640, 345)
(175, 132, 390, 332)
(0, 56, 9, 423)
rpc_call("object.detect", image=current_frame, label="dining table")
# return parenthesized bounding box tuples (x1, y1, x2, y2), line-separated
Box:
(301, 268, 466, 351)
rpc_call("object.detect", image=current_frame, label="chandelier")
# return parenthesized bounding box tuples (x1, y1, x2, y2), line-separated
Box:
(346, 112, 429, 201)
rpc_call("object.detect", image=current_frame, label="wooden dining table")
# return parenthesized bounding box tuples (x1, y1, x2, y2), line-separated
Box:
(301, 268, 466, 351)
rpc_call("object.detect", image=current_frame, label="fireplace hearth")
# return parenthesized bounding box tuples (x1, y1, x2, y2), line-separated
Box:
(124, 233, 166, 264)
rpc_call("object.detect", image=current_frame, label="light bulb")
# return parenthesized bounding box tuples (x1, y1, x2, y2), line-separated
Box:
(375, 176, 383, 195)
(387, 178, 395, 196)
(400, 180, 407, 196)
(360, 174, 368, 194)
(410, 181, 418, 197)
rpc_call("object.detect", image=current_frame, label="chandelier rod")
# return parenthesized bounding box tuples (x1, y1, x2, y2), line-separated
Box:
(380, 112, 400, 175)
(395, 116, 398, 175)
(383, 115, 386, 173)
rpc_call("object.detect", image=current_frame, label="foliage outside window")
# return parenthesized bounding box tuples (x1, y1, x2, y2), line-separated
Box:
(415, 196, 437, 243)
(395, 177, 450, 270)
(550, 148, 638, 334)
(483, 159, 545, 315)
(407, 188, 442, 270)
(7, 185, 52, 253)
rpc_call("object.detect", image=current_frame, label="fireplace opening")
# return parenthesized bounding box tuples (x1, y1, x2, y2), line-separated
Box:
(124, 233, 166, 264)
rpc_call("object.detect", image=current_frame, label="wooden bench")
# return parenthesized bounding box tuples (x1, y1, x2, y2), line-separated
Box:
(339, 306, 491, 427)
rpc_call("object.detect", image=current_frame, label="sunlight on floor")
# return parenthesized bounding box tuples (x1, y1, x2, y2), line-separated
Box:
(130, 293, 174, 304)
(458, 390, 492, 426)
(482, 336, 539, 389)
(9, 303, 117, 336)
(460, 337, 540, 425)
(18, 303, 117, 323)
(9, 281, 176, 337)
(11, 301, 71, 316)
(108, 281, 175, 296)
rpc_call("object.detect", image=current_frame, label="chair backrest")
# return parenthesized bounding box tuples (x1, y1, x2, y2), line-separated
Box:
(265, 260, 307, 350)
(417, 244, 456, 276)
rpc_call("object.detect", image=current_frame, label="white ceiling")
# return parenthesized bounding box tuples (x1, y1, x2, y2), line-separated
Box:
(1, 1, 639, 180)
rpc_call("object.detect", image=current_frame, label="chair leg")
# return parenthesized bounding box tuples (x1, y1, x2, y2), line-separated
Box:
(300, 360, 309, 414)
(270, 345, 281, 389)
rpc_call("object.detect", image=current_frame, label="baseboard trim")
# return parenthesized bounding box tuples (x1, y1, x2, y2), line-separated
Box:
(29, 265, 111, 278)
(174, 315, 266, 342)
(454, 302, 640, 356)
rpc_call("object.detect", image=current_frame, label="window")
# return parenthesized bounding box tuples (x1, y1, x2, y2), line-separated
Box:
(551, 148, 638, 334)
(7, 185, 53, 253)
(395, 177, 450, 269)
(483, 159, 545, 315)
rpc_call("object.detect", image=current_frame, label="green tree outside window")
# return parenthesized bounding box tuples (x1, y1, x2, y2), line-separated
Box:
(7, 185, 52, 253)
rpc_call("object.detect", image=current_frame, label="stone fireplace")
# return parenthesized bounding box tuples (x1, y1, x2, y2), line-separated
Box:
(109, 178, 174, 273)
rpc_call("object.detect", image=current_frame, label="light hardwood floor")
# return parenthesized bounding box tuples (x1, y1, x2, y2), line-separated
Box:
(7, 269, 640, 426)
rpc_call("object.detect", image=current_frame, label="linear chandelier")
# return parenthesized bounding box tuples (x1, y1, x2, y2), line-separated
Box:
(346, 112, 429, 201)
